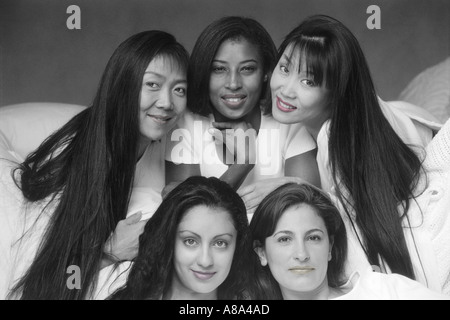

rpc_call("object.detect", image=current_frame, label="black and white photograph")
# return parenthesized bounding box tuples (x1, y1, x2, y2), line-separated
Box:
(0, 0, 449, 307)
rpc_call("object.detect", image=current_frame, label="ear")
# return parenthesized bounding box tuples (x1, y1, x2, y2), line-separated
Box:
(253, 240, 268, 267)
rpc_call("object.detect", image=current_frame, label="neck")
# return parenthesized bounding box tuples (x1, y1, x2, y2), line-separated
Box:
(281, 278, 331, 300)
(165, 282, 217, 300)
(304, 112, 330, 142)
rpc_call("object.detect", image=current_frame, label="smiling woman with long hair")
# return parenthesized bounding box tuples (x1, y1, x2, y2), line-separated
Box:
(0, 30, 189, 299)
(268, 15, 443, 287)
(93, 176, 251, 300)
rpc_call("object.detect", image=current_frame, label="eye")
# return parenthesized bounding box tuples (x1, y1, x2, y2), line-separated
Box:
(174, 86, 186, 96)
(279, 64, 289, 74)
(183, 238, 198, 247)
(213, 240, 229, 249)
(277, 236, 292, 244)
(145, 82, 159, 89)
(307, 235, 322, 242)
(212, 65, 227, 73)
(241, 65, 257, 73)
(301, 79, 316, 87)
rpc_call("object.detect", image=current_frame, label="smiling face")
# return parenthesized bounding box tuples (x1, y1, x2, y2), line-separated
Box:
(171, 205, 237, 299)
(209, 38, 265, 120)
(139, 55, 187, 143)
(270, 44, 330, 125)
(255, 204, 332, 300)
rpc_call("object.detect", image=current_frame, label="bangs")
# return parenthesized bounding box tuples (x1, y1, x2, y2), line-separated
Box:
(285, 35, 329, 87)
(156, 49, 189, 75)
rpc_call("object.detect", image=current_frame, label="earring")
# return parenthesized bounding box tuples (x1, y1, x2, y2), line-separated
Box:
(263, 74, 268, 82)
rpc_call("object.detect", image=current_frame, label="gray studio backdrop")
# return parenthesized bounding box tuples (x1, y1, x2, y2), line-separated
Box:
(0, 0, 449, 107)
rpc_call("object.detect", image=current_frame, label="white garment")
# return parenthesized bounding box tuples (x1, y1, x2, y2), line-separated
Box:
(165, 111, 316, 189)
(334, 267, 449, 300)
(130, 140, 166, 220)
(316, 98, 449, 293)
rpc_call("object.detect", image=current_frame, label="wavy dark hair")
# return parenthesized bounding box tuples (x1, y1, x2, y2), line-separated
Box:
(248, 183, 347, 299)
(108, 176, 250, 300)
(188, 16, 277, 116)
(10, 30, 189, 299)
(266, 15, 424, 279)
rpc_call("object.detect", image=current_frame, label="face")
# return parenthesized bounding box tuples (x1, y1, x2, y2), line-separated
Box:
(255, 204, 332, 299)
(209, 38, 265, 120)
(139, 55, 187, 143)
(172, 205, 237, 298)
(270, 44, 330, 125)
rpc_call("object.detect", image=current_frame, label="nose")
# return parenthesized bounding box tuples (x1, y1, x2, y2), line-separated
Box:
(294, 240, 310, 263)
(197, 245, 214, 269)
(226, 71, 242, 91)
(280, 75, 297, 99)
(155, 88, 173, 110)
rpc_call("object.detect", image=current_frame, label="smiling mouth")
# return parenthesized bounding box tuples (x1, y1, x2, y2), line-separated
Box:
(288, 266, 315, 275)
(221, 95, 247, 108)
(147, 114, 173, 124)
(192, 270, 216, 281)
(276, 97, 297, 112)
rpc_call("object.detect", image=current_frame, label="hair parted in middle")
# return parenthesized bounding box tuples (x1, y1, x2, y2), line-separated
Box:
(109, 176, 251, 300)
(188, 16, 277, 117)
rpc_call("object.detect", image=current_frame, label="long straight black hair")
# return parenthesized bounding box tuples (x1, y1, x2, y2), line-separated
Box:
(269, 15, 424, 279)
(108, 176, 251, 300)
(10, 30, 189, 299)
(249, 183, 347, 299)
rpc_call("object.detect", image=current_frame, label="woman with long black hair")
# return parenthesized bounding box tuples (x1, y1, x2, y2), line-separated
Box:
(0, 30, 189, 299)
(266, 15, 443, 290)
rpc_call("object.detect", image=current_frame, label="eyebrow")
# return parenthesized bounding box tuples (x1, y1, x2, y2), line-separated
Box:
(306, 229, 325, 235)
(272, 230, 294, 238)
(272, 228, 325, 237)
(178, 230, 234, 239)
(144, 71, 187, 84)
(212, 59, 259, 64)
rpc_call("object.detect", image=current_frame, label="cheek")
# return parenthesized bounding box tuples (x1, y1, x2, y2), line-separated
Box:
(174, 96, 187, 113)
(247, 78, 263, 96)
(270, 73, 282, 92)
(209, 77, 222, 96)
(265, 244, 287, 268)
(312, 244, 330, 265)
(174, 244, 194, 269)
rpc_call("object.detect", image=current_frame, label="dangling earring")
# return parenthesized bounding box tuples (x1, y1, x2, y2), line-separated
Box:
(263, 74, 268, 82)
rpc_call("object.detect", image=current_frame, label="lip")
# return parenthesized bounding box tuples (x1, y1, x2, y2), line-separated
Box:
(192, 270, 216, 281)
(288, 266, 315, 275)
(221, 94, 247, 109)
(276, 96, 297, 113)
(147, 114, 173, 124)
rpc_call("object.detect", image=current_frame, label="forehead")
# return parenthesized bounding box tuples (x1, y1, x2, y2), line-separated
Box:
(145, 54, 186, 75)
(214, 37, 262, 61)
(275, 204, 327, 233)
(178, 205, 236, 235)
